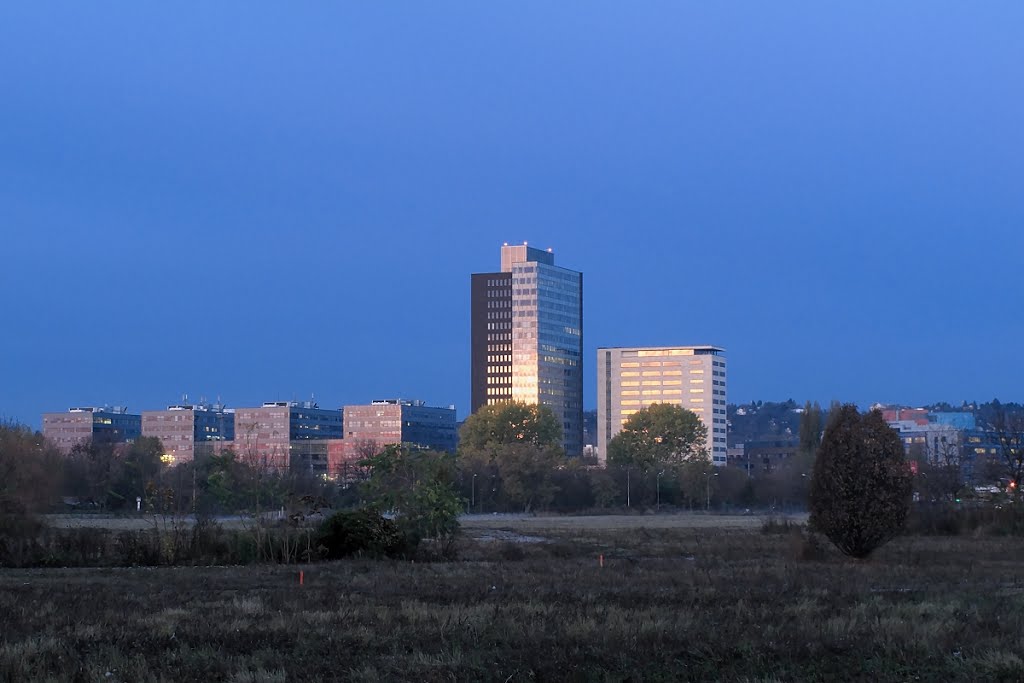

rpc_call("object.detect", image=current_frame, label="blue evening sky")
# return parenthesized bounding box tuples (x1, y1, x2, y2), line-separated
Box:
(2, 3, 1022, 428)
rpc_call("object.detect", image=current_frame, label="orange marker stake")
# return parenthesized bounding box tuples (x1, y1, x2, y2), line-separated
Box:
(299, 570, 304, 586)
(599, 554, 604, 568)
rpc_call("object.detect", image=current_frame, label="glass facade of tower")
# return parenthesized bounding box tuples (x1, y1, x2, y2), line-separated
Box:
(473, 244, 583, 456)
(511, 261, 583, 455)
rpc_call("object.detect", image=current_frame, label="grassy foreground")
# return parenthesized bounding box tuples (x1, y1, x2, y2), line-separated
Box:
(2, 516, 1024, 682)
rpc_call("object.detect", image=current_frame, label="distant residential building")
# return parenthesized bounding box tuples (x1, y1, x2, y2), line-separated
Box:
(471, 243, 584, 456)
(597, 346, 727, 466)
(929, 412, 977, 431)
(343, 399, 457, 455)
(879, 406, 930, 425)
(233, 401, 343, 471)
(742, 437, 801, 474)
(290, 439, 351, 479)
(141, 403, 235, 465)
(43, 406, 141, 454)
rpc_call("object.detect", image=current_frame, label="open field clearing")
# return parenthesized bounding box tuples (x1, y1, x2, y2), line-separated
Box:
(3, 524, 1024, 681)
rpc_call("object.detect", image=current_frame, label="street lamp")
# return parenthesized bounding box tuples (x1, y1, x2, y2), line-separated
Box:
(626, 467, 631, 508)
(706, 470, 719, 511)
(656, 470, 664, 510)
(472, 474, 477, 512)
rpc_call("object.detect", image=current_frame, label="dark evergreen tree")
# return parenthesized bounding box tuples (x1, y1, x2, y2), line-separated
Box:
(809, 405, 912, 559)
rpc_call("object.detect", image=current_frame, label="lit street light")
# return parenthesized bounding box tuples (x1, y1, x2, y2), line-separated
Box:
(706, 470, 719, 511)
(657, 470, 664, 510)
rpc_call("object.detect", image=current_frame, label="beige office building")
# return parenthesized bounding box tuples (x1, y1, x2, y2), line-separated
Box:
(597, 346, 727, 466)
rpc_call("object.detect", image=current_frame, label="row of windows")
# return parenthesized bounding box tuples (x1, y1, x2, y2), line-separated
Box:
(484, 279, 510, 288)
(486, 311, 511, 319)
(486, 388, 512, 396)
(637, 349, 695, 357)
(620, 370, 685, 377)
(486, 299, 510, 308)
(486, 322, 512, 330)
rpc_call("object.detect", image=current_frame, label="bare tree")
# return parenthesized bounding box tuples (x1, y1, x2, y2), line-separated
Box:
(986, 404, 1024, 499)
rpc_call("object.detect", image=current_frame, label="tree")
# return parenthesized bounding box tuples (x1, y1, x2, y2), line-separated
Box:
(606, 403, 708, 470)
(111, 437, 164, 509)
(361, 445, 462, 549)
(458, 402, 563, 456)
(798, 401, 824, 456)
(983, 401, 1024, 500)
(0, 422, 63, 517)
(492, 443, 563, 512)
(66, 439, 121, 510)
(809, 405, 913, 559)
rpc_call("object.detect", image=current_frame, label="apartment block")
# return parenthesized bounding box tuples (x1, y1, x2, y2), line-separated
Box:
(471, 243, 583, 456)
(233, 401, 343, 471)
(43, 406, 142, 454)
(343, 399, 457, 455)
(141, 403, 235, 465)
(597, 346, 727, 466)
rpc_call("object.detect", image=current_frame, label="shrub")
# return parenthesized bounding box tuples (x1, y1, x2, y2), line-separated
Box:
(316, 508, 408, 559)
(905, 504, 1024, 536)
(761, 516, 801, 534)
(809, 405, 913, 558)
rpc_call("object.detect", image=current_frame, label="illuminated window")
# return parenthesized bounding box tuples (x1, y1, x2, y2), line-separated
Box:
(642, 390, 662, 396)
(622, 371, 640, 377)
(641, 380, 661, 386)
(642, 371, 660, 377)
(638, 349, 693, 357)
(621, 362, 640, 368)
(662, 390, 682, 396)
(621, 381, 640, 387)
(621, 400, 641, 406)
(641, 361, 662, 367)
(663, 380, 682, 386)
(663, 370, 683, 376)
(690, 388, 704, 393)
(622, 390, 640, 396)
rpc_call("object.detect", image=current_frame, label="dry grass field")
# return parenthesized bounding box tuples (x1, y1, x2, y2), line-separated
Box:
(3, 516, 1023, 682)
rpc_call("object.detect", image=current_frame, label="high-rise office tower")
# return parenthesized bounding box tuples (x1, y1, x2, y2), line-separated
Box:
(471, 243, 584, 456)
(597, 345, 727, 466)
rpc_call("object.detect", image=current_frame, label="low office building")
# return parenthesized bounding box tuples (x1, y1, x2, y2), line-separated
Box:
(233, 401, 343, 471)
(597, 346, 727, 466)
(43, 406, 141, 454)
(343, 399, 458, 456)
(141, 403, 235, 465)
